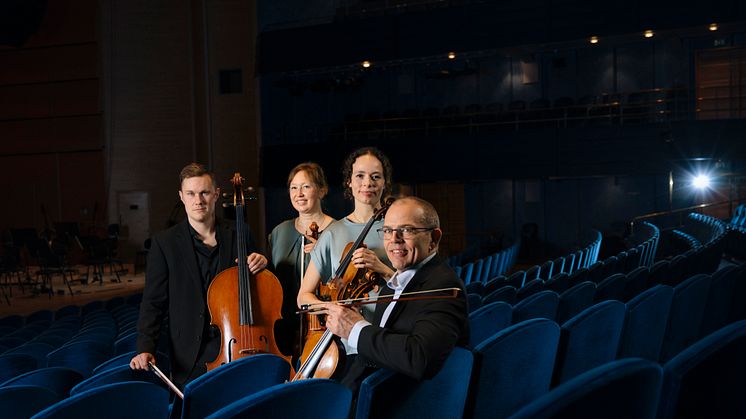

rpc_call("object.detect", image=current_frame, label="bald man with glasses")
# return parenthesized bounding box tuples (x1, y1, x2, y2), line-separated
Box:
(323, 196, 469, 391)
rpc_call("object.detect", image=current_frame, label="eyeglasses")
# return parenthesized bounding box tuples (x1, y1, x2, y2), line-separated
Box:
(376, 227, 435, 239)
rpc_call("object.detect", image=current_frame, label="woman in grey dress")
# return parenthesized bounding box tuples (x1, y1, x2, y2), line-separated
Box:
(269, 162, 335, 358)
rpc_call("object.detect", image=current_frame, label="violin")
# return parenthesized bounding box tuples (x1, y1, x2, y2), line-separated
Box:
(293, 197, 394, 381)
(205, 173, 292, 372)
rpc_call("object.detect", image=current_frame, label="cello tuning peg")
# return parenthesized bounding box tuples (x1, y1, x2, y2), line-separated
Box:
(222, 192, 231, 199)
(222, 203, 234, 208)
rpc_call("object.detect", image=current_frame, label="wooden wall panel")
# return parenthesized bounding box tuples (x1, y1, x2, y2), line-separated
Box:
(26, 0, 98, 47)
(0, 115, 100, 154)
(0, 44, 98, 85)
(0, 79, 99, 120)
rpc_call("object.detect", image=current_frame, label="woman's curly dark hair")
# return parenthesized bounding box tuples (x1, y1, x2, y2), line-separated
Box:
(341, 147, 393, 201)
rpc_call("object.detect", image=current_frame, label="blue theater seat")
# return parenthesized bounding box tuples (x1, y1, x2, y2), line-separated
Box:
(469, 301, 512, 348)
(181, 353, 291, 419)
(69, 364, 166, 396)
(354, 347, 472, 419)
(659, 274, 710, 362)
(553, 300, 625, 385)
(617, 285, 673, 361)
(594, 273, 627, 302)
(0, 385, 59, 419)
(511, 358, 662, 419)
(483, 285, 516, 305)
(0, 367, 84, 400)
(511, 290, 559, 324)
(624, 266, 649, 301)
(700, 265, 739, 338)
(31, 381, 169, 419)
(659, 320, 746, 419)
(206, 379, 351, 419)
(466, 319, 560, 419)
(556, 281, 595, 324)
(0, 353, 38, 382)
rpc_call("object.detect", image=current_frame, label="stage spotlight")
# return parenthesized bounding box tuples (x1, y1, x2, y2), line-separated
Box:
(692, 174, 711, 190)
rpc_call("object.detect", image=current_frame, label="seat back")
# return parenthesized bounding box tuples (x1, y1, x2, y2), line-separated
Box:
(594, 273, 627, 302)
(468, 301, 512, 348)
(553, 300, 625, 385)
(624, 266, 649, 301)
(660, 274, 711, 362)
(618, 285, 673, 361)
(512, 290, 559, 324)
(354, 347, 473, 419)
(0, 385, 59, 419)
(466, 319, 560, 419)
(466, 293, 482, 313)
(556, 281, 596, 324)
(0, 353, 38, 383)
(0, 367, 84, 400)
(659, 320, 746, 419)
(182, 353, 291, 419)
(511, 359, 662, 419)
(46, 340, 112, 378)
(482, 285, 516, 305)
(700, 265, 738, 338)
(31, 381, 169, 419)
(70, 364, 166, 396)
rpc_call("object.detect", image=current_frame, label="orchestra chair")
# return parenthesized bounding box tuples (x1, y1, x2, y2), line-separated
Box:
(659, 320, 746, 419)
(354, 347, 473, 419)
(510, 358, 662, 419)
(617, 285, 673, 361)
(465, 319, 560, 419)
(31, 381, 169, 419)
(0, 366, 84, 400)
(206, 379, 351, 419)
(180, 353, 290, 419)
(0, 385, 59, 419)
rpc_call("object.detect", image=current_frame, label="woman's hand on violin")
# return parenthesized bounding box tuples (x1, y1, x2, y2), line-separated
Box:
(245, 253, 268, 274)
(130, 352, 155, 371)
(302, 234, 317, 254)
(352, 247, 394, 278)
(324, 304, 363, 339)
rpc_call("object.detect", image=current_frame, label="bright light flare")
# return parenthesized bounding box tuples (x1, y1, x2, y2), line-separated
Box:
(692, 174, 711, 190)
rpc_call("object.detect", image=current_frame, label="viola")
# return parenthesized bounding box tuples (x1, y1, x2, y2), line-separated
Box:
(205, 173, 291, 372)
(293, 197, 394, 381)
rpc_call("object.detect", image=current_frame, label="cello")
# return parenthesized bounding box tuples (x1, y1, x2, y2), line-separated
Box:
(293, 197, 394, 380)
(205, 173, 292, 371)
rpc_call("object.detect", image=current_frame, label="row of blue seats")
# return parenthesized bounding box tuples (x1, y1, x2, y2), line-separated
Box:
(471, 262, 746, 365)
(0, 294, 143, 384)
(456, 230, 601, 287)
(9, 283, 745, 419)
(451, 240, 520, 285)
(728, 203, 746, 230)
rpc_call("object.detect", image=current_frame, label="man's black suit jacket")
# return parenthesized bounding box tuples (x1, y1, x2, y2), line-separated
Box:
(341, 255, 469, 391)
(135, 218, 253, 386)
